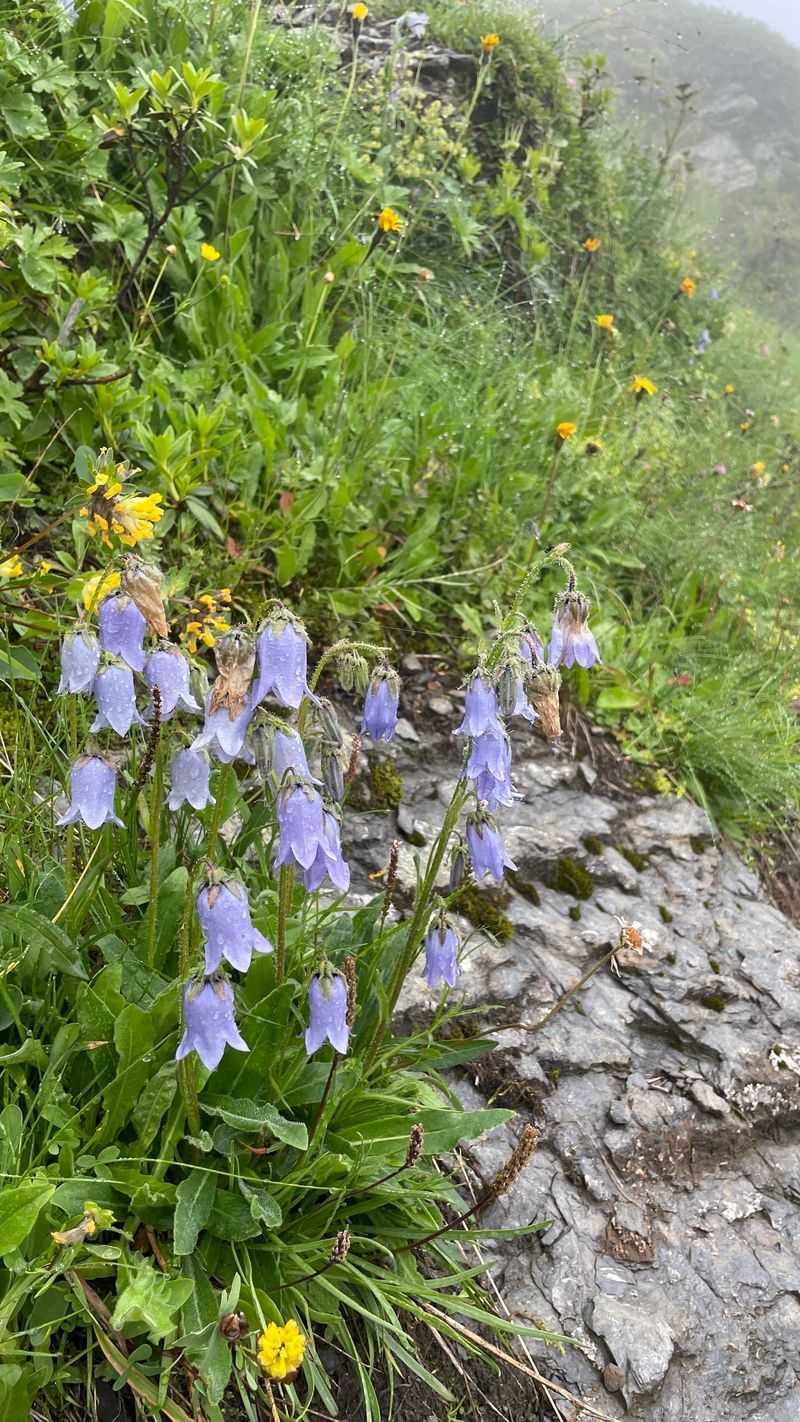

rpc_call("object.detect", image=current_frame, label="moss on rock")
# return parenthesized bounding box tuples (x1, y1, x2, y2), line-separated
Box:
(550, 856, 594, 900)
(459, 884, 514, 942)
(369, 755, 404, 809)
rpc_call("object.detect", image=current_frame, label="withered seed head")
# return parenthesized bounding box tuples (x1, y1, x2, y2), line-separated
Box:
(405, 1122, 425, 1168)
(382, 838, 400, 920)
(345, 733, 362, 786)
(219, 1311, 249, 1343)
(330, 1228, 351, 1265)
(488, 1124, 540, 1200)
(343, 954, 358, 1027)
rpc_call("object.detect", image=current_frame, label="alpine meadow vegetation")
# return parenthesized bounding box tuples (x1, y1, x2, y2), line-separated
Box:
(1, 0, 799, 1418)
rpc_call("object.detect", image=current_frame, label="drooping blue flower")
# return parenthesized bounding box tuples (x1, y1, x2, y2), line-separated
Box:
(57, 755, 124, 830)
(303, 812, 351, 893)
(273, 781, 328, 874)
(90, 662, 143, 736)
(197, 880, 272, 975)
(511, 679, 537, 723)
(467, 728, 516, 810)
(362, 668, 400, 742)
(466, 811, 516, 885)
(455, 673, 503, 738)
(191, 693, 254, 764)
(98, 595, 146, 673)
(696, 327, 711, 356)
(401, 10, 429, 39)
(168, 748, 215, 812)
(709, 287, 720, 301)
(305, 971, 350, 1055)
(57, 629, 100, 695)
(519, 628, 545, 665)
(145, 648, 200, 719)
(549, 592, 601, 670)
(252, 615, 315, 709)
(176, 976, 249, 1071)
(423, 918, 459, 989)
(270, 728, 315, 785)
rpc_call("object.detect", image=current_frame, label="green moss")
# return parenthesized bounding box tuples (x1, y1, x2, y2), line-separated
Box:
(666, 951, 677, 965)
(701, 993, 727, 1013)
(369, 755, 404, 809)
(550, 856, 594, 901)
(547, 1067, 561, 1087)
(659, 905, 673, 923)
(690, 836, 707, 855)
(568, 905, 582, 922)
(458, 884, 514, 942)
(582, 834, 604, 856)
(506, 871, 541, 907)
(709, 959, 721, 974)
(618, 845, 649, 872)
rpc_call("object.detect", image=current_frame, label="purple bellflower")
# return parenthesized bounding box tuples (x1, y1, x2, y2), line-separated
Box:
(252, 615, 315, 709)
(273, 781, 328, 874)
(402, 10, 429, 38)
(192, 693, 254, 764)
(176, 976, 249, 1071)
(362, 667, 400, 742)
(467, 809, 516, 885)
(57, 629, 100, 695)
(197, 880, 272, 975)
(549, 591, 601, 670)
(696, 327, 711, 356)
(57, 755, 124, 830)
(424, 917, 459, 989)
(303, 812, 351, 893)
(467, 729, 516, 810)
(519, 628, 545, 665)
(455, 673, 503, 738)
(98, 594, 146, 673)
(270, 728, 316, 785)
(305, 970, 350, 1055)
(145, 648, 199, 719)
(90, 662, 143, 736)
(168, 748, 215, 812)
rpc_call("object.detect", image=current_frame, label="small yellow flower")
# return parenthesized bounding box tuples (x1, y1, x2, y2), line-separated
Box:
(679, 276, 696, 297)
(480, 33, 501, 53)
(201, 629, 216, 647)
(555, 421, 577, 440)
(81, 568, 121, 611)
(112, 492, 164, 547)
(351, 2, 368, 20)
(630, 375, 657, 396)
(782, 462, 790, 473)
(583, 237, 601, 253)
(377, 207, 403, 234)
(752, 461, 766, 474)
(199, 594, 216, 608)
(723, 383, 735, 395)
(257, 1320, 306, 1382)
(595, 313, 615, 330)
(740, 420, 751, 432)
(38, 561, 53, 576)
(220, 587, 232, 603)
(0, 553, 23, 578)
(200, 242, 221, 262)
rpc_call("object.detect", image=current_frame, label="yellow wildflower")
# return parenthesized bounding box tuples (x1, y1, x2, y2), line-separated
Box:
(351, 2, 368, 20)
(679, 276, 695, 297)
(201, 629, 215, 647)
(751, 461, 766, 474)
(723, 383, 735, 395)
(199, 594, 216, 608)
(257, 1320, 306, 1382)
(110, 492, 164, 547)
(81, 569, 121, 612)
(740, 421, 751, 432)
(555, 421, 577, 440)
(38, 561, 53, 576)
(480, 33, 501, 52)
(0, 553, 23, 578)
(595, 313, 615, 330)
(220, 588, 232, 603)
(583, 237, 601, 253)
(377, 207, 403, 234)
(630, 375, 657, 396)
(201, 243, 221, 262)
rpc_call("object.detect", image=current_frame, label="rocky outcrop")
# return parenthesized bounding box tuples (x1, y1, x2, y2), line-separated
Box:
(343, 681, 800, 1421)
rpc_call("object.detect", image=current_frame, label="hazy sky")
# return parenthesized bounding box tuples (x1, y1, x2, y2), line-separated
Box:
(693, 0, 800, 47)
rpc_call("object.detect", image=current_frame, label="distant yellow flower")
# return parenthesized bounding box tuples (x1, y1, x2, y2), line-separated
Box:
(0, 553, 23, 578)
(257, 1320, 306, 1382)
(81, 568, 121, 611)
(630, 375, 657, 396)
(351, 2, 368, 20)
(752, 461, 766, 474)
(377, 207, 402, 234)
(38, 561, 53, 576)
(220, 587, 233, 603)
(480, 33, 501, 52)
(740, 420, 751, 432)
(200, 243, 221, 262)
(595, 313, 615, 329)
(583, 237, 601, 253)
(679, 276, 696, 297)
(555, 422, 577, 440)
(723, 383, 735, 395)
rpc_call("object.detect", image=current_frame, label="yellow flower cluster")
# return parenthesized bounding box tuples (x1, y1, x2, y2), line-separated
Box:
(180, 588, 232, 654)
(351, 2, 368, 21)
(82, 568, 121, 612)
(80, 466, 164, 549)
(257, 1319, 306, 1382)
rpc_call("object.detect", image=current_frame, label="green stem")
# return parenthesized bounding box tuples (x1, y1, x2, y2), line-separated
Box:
(329, 39, 360, 157)
(275, 864, 293, 984)
(145, 736, 164, 970)
(63, 695, 78, 902)
(177, 871, 200, 1138)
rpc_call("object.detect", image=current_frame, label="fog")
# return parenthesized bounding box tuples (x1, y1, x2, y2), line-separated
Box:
(700, 0, 800, 48)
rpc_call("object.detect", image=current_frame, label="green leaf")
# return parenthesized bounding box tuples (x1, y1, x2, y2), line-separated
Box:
(0, 473, 30, 503)
(111, 1261, 194, 1342)
(0, 373, 27, 429)
(595, 685, 644, 711)
(0, 90, 47, 139)
(0, 1181, 55, 1254)
(331, 1107, 514, 1158)
(202, 1097, 307, 1150)
(174, 1170, 216, 1256)
(0, 905, 85, 978)
(135, 1062, 177, 1150)
(0, 642, 41, 683)
(239, 1179, 282, 1229)
(207, 1189, 262, 1242)
(99, 1004, 158, 1145)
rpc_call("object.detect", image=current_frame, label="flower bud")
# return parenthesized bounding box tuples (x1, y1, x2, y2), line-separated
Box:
(448, 839, 467, 892)
(316, 696, 343, 747)
(337, 650, 369, 694)
(220, 1311, 249, 1343)
(322, 745, 345, 803)
(496, 665, 518, 717)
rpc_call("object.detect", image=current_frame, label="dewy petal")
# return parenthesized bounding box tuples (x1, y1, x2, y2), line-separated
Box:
(90, 664, 143, 736)
(305, 974, 350, 1056)
(191, 693, 253, 762)
(252, 623, 313, 710)
(176, 978, 249, 1071)
(424, 924, 459, 989)
(362, 676, 399, 742)
(57, 631, 100, 695)
(57, 756, 124, 830)
(98, 595, 146, 672)
(467, 820, 516, 885)
(275, 784, 326, 871)
(197, 882, 273, 975)
(455, 675, 502, 738)
(168, 748, 215, 811)
(271, 729, 314, 785)
(145, 649, 200, 719)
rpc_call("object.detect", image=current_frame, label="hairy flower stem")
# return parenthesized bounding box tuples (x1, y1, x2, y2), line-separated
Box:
(275, 864, 293, 984)
(305, 1053, 339, 1151)
(145, 732, 164, 970)
(512, 943, 621, 1032)
(177, 872, 200, 1137)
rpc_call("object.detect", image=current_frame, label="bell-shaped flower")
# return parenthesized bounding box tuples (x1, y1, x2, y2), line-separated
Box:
(168, 748, 215, 812)
(191, 693, 254, 764)
(273, 781, 327, 873)
(362, 668, 400, 742)
(455, 673, 503, 738)
(270, 728, 316, 786)
(98, 594, 146, 672)
(467, 728, 516, 810)
(252, 614, 315, 709)
(305, 970, 350, 1055)
(145, 648, 199, 719)
(197, 880, 272, 975)
(519, 628, 545, 665)
(424, 917, 459, 989)
(303, 812, 351, 894)
(176, 976, 249, 1071)
(466, 809, 516, 885)
(549, 592, 601, 670)
(57, 629, 100, 695)
(57, 755, 124, 830)
(90, 662, 143, 737)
